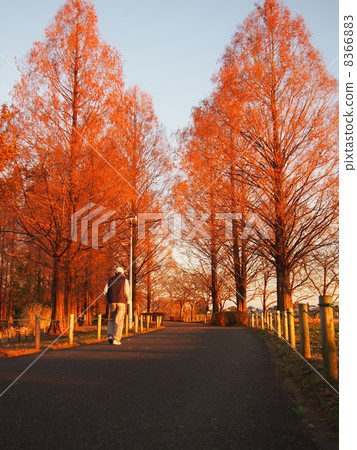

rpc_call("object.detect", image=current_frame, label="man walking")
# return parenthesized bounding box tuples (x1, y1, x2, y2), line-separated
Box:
(103, 267, 131, 345)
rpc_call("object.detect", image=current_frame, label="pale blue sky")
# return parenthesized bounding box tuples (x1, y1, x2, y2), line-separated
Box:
(0, 0, 338, 135)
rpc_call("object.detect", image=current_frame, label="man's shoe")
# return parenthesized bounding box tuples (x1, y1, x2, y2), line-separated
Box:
(113, 339, 121, 346)
(108, 335, 114, 344)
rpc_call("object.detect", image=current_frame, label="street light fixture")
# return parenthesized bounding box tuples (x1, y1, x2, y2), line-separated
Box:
(125, 213, 137, 329)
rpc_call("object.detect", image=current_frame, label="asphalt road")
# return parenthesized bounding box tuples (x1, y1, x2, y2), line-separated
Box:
(0, 322, 319, 449)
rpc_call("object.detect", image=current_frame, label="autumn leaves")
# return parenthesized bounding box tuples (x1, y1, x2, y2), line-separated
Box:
(1, 0, 169, 328)
(0, 0, 338, 327)
(175, 0, 338, 312)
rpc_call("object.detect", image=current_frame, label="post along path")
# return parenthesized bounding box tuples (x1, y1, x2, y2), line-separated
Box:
(0, 322, 323, 449)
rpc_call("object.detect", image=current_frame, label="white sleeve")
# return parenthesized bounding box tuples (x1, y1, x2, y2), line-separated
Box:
(103, 282, 108, 297)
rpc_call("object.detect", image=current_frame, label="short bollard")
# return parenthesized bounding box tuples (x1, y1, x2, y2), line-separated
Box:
(69, 314, 74, 345)
(319, 295, 338, 382)
(35, 315, 41, 350)
(140, 315, 144, 333)
(298, 304, 311, 358)
(146, 315, 150, 331)
(268, 312, 273, 334)
(134, 315, 138, 333)
(261, 313, 264, 330)
(287, 308, 296, 347)
(97, 314, 102, 341)
(283, 311, 289, 340)
(276, 311, 281, 339)
(251, 313, 255, 328)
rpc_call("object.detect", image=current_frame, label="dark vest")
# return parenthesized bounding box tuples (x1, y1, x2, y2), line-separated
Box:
(106, 274, 128, 304)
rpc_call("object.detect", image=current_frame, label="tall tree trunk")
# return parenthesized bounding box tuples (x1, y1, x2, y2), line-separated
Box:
(238, 237, 247, 312)
(48, 257, 65, 334)
(232, 217, 242, 310)
(132, 257, 137, 316)
(276, 264, 292, 311)
(146, 270, 152, 313)
(211, 247, 219, 313)
(66, 264, 79, 329)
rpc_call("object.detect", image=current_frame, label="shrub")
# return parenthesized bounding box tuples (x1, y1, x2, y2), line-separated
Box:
(211, 311, 248, 326)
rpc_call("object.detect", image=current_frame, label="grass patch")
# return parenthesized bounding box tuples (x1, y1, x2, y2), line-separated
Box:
(255, 329, 339, 433)
(0, 324, 164, 358)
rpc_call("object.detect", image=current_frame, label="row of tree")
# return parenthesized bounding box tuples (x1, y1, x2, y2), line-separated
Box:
(0, 0, 171, 331)
(174, 0, 338, 313)
(0, 0, 338, 329)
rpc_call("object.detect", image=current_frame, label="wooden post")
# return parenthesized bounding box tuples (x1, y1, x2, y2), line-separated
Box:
(251, 313, 255, 328)
(298, 304, 311, 358)
(35, 315, 41, 350)
(276, 311, 281, 338)
(140, 315, 144, 333)
(134, 315, 138, 333)
(261, 313, 265, 330)
(283, 311, 289, 340)
(287, 308, 295, 347)
(97, 314, 102, 341)
(319, 295, 338, 381)
(69, 314, 74, 345)
(146, 315, 150, 331)
(269, 312, 273, 334)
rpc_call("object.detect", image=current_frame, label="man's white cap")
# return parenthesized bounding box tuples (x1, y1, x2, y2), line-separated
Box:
(115, 266, 125, 274)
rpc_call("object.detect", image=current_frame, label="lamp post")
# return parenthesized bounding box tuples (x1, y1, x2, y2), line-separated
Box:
(126, 213, 137, 329)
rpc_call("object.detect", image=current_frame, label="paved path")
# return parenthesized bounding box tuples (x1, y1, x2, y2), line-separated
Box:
(0, 322, 318, 449)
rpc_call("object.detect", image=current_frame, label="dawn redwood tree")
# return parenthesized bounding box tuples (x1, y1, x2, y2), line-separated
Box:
(217, 0, 338, 310)
(176, 100, 228, 314)
(108, 86, 171, 315)
(208, 88, 259, 312)
(8, 0, 124, 332)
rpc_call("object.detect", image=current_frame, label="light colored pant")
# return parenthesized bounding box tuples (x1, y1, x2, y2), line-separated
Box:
(107, 303, 126, 341)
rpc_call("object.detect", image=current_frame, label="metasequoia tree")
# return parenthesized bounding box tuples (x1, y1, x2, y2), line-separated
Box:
(176, 100, 229, 314)
(208, 88, 259, 312)
(8, 0, 124, 332)
(109, 86, 171, 315)
(216, 0, 338, 310)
